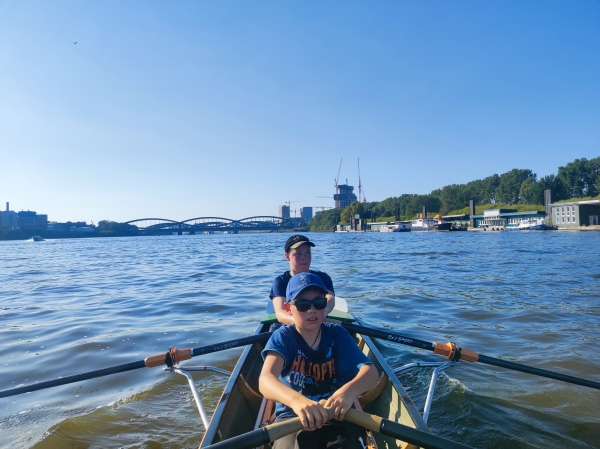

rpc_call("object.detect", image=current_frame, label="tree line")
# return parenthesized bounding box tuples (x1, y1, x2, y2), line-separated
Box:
(310, 156, 600, 231)
(97, 220, 139, 235)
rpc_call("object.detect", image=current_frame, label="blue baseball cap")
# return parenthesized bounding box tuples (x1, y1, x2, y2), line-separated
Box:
(286, 273, 328, 302)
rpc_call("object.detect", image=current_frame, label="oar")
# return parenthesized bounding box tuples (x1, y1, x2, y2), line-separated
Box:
(203, 404, 474, 449)
(203, 407, 335, 449)
(342, 322, 600, 390)
(0, 332, 272, 399)
(344, 407, 474, 449)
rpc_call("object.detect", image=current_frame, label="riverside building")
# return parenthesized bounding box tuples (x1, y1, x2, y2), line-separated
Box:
(549, 200, 600, 227)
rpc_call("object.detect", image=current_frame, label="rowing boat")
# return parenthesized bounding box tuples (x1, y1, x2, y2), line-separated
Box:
(2, 297, 597, 448)
(198, 298, 429, 449)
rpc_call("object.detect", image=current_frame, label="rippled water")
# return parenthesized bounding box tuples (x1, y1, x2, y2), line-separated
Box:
(1, 232, 598, 448)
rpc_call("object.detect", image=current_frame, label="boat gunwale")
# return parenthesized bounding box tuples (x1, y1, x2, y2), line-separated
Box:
(199, 321, 267, 447)
(355, 318, 429, 432)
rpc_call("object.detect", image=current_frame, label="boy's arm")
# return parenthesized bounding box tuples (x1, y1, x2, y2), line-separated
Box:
(325, 293, 335, 315)
(272, 297, 295, 325)
(259, 352, 329, 430)
(321, 273, 335, 315)
(324, 363, 379, 420)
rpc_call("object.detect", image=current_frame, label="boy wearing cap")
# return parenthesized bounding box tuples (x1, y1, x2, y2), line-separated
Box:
(260, 273, 379, 449)
(270, 235, 335, 325)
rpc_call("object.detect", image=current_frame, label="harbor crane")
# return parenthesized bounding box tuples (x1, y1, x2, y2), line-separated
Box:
(358, 158, 366, 203)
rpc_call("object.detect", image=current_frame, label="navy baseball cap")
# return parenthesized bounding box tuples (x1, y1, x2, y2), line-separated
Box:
(286, 273, 328, 302)
(285, 234, 315, 253)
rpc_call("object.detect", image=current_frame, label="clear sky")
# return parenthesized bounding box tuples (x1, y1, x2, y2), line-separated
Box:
(1, 1, 598, 223)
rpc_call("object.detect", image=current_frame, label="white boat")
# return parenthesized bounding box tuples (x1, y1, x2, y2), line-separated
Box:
(505, 218, 546, 231)
(379, 222, 411, 232)
(410, 217, 438, 231)
(517, 218, 546, 230)
(27, 235, 45, 241)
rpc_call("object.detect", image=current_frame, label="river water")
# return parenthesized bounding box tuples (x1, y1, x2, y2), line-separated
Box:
(0, 232, 598, 449)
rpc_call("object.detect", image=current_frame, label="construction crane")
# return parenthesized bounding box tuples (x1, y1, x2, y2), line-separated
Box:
(358, 158, 366, 203)
(285, 200, 305, 207)
(334, 158, 343, 195)
(317, 196, 333, 199)
(315, 206, 332, 211)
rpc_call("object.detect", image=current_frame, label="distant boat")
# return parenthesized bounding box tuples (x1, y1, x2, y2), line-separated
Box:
(410, 217, 437, 231)
(433, 222, 452, 232)
(379, 222, 411, 232)
(505, 218, 546, 231)
(28, 236, 45, 242)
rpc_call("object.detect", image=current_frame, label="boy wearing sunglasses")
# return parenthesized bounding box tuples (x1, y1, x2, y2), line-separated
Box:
(270, 235, 335, 325)
(260, 273, 379, 449)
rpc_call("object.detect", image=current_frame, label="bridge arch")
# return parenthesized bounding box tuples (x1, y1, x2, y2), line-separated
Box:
(125, 216, 290, 232)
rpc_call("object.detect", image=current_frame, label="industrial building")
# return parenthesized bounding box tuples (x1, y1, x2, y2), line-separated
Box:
(550, 200, 600, 227)
(0, 203, 48, 231)
(17, 210, 48, 231)
(0, 202, 18, 229)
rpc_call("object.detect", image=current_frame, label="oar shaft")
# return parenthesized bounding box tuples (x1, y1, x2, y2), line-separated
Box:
(342, 322, 435, 351)
(0, 361, 145, 398)
(344, 322, 600, 391)
(478, 354, 600, 390)
(0, 332, 272, 399)
(344, 408, 474, 449)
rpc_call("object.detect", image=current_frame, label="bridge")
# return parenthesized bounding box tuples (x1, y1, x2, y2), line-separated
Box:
(125, 216, 295, 234)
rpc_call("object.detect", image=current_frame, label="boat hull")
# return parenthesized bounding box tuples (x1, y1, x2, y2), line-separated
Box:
(434, 222, 452, 232)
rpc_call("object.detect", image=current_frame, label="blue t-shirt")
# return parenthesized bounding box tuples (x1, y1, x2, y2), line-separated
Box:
(261, 322, 372, 419)
(270, 270, 334, 299)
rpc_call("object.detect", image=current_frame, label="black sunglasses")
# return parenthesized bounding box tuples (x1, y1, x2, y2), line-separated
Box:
(289, 297, 327, 312)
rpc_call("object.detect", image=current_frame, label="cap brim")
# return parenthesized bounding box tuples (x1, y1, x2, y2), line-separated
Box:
(289, 241, 315, 250)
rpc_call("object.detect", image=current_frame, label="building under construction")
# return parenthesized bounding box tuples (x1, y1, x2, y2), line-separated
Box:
(334, 184, 357, 209)
(278, 205, 290, 219)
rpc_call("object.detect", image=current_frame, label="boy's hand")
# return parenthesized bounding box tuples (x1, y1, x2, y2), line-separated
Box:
(290, 395, 330, 430)
(323, 390, 354, 421)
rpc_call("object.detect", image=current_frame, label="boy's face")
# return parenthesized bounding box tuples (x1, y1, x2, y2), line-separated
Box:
(285, 243, 312, 273)
(284, 288, 326, 331)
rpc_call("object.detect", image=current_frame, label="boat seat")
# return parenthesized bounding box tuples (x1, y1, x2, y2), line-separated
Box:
(358, 370, 388, 409)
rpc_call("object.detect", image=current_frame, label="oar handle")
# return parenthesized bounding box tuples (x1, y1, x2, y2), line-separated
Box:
(343, 408, 475, 449)
(204, 418, 304, 449)
(205, 406, 335, 449)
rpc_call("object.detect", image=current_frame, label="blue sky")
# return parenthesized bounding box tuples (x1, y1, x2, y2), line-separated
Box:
(1, 1, 598, 223)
